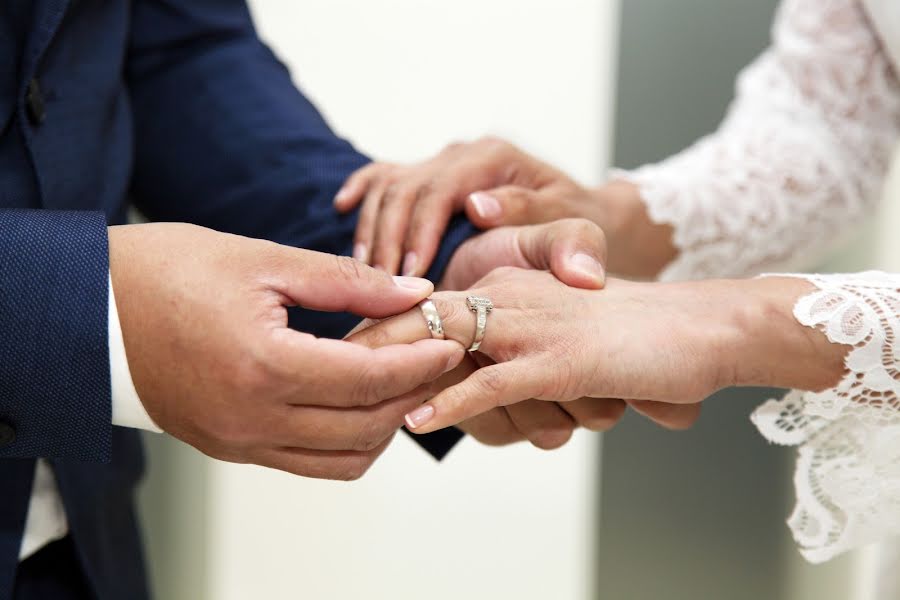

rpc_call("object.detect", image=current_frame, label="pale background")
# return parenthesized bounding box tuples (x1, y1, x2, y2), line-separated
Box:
(139, 1, 616, 599)
(136, 1, 900, 599)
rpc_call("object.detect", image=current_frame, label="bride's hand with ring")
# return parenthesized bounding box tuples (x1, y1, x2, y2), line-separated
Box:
(347, 270, 848, 435)
(349, 219, 637, 449)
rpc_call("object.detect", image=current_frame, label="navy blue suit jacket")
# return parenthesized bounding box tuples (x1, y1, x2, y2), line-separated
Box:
(0, 2, 471, 598)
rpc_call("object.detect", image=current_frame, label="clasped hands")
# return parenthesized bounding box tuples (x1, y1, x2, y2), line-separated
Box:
(112, 139, 737, 483)
(337, 137, 757, 450)
(109, 219, 644, 483)
(337, 138, 846, 454)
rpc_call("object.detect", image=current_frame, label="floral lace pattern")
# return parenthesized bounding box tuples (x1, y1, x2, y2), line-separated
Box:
(752, 273, 900, 563)
(615, 0, 900, 282)
(615, 0, 900, 563)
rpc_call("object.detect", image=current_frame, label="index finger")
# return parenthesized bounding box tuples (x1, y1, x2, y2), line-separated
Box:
(404, 362, 544, 432)
(269, 330, 465, 408)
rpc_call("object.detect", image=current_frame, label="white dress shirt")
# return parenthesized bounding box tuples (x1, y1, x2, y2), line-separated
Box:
(18, 275, 161, 561)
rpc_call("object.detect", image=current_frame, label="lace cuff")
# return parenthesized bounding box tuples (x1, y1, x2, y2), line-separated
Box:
(751, 272, 900, 563)
(609, 0, 900, 282)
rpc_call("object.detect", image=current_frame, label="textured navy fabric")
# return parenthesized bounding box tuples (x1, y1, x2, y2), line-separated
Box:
(0, 211, 110, 463)
(0, 1, 473, 599)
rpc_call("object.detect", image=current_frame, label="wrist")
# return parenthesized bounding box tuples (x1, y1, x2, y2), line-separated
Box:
(727, 277, 849, 391)
(592, 180, 677, 278)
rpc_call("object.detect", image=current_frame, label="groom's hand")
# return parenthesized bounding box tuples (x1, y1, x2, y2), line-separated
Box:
(109, 223, 464, 480)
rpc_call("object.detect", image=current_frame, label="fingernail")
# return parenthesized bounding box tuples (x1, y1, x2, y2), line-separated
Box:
(569, 253, 606, 284)
(334, 186, 351, 204)
(393, 275, 433, 293)
(402, 252, 418, 277)
(469, 192, 502, 220)
(353, 243, 368, 263)
(405, 404, 435, 429)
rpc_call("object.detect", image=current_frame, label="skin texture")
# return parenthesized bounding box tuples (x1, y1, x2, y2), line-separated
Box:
(349, 219, 640, 450)
(109, 223, 465, 480)
(335, 137, 677, 279)
(348, 270, 849, 435)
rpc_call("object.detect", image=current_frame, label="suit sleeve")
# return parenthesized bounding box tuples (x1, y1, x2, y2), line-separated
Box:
(0, 210, 112, 461)
(125, 1, 469, 456)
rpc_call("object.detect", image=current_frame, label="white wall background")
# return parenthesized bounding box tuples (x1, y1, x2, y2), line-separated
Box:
(139, 2, 618, 599)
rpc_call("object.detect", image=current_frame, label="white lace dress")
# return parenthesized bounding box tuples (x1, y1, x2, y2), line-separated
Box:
(616, 0, 900, 564)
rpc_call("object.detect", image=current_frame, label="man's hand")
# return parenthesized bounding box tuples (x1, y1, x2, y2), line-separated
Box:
(109, 223, 464, 480)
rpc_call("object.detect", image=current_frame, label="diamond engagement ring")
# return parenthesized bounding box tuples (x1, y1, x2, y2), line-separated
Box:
(465, 296, 493, 352)
(418, 299, 445, 340)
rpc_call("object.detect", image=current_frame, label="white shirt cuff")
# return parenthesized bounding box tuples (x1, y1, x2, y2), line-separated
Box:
(108, 274, 163, 433)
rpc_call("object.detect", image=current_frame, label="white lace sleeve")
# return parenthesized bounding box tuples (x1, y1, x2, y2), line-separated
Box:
(751, 272, 900, 563)
(613, 0, 900, 282)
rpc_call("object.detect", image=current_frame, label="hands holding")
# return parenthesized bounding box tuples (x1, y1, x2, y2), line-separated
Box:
(338, 137, 849, 449)
(335, 136, 676, 278)
(109, 223, 464, 480)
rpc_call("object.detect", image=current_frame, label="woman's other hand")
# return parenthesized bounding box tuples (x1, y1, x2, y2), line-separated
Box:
(335, 137, 631, 277)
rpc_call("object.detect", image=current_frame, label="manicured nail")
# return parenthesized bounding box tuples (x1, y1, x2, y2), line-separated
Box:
(569, 253, 606, 284)
(402, 252, 418, 277)
(353, 243, 368, 263)
(469, 192, 502, 220)
(404, 404, 435, 429)
(393, 275, 433, 293)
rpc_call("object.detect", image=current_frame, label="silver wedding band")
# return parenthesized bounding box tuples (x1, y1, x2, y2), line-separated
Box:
(466, 296, 493, 352)
(418, 299, 445, 340)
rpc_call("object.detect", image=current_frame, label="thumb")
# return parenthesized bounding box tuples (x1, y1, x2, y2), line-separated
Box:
(271, 247, 435, 318)
(515, 219, 607, 289)
(465, 186, 540, 228)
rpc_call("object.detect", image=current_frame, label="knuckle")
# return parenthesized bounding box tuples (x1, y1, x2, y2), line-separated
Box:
(442, 140, 466, 154)
(476, 135, 511, 153)
(476, 368, 507, 399)
(333, 254, 366, 284)
(203, 409, 257, 450)
(351, 363, 390, 407)
(490, 265, 522, 281)
(228, 346, 273, 393)
(579, 400, 627, 432)
(413, 181, 437, 205)
(529, 426, 574, 451)
(472, 428, 523, 447)
(382, 183, 410, 207)
(567, 217, 605, 241)
(580, 416, 618, 433)
(351, 417, 391, 452)
(333, 454, 374, 481)
(664, 407, 701, 431)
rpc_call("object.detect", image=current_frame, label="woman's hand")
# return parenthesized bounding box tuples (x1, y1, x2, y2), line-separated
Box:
(347, 219, 625, 449)
(335, 137, 632, 276)
(348, 270, 847, 434)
